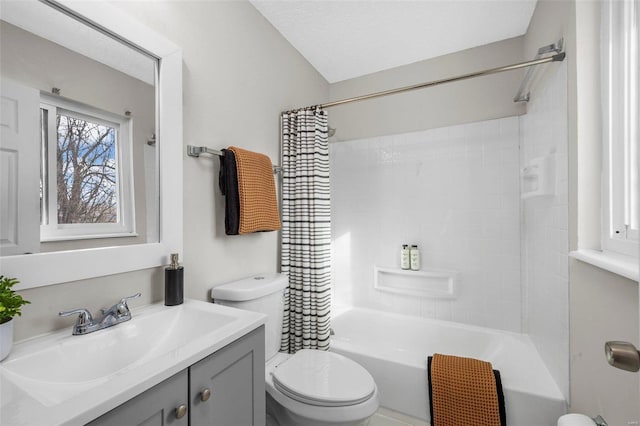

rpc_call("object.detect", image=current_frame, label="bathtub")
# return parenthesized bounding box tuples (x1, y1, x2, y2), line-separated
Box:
(331, 308, 566, 426)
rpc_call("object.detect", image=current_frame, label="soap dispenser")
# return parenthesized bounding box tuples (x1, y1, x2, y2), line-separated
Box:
(165, 253, 184, 306)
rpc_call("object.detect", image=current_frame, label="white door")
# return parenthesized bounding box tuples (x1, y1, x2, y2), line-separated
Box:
(0, 78, 40, 256)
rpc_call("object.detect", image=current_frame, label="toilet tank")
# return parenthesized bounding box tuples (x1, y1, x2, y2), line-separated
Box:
(211, 273, 288, 360)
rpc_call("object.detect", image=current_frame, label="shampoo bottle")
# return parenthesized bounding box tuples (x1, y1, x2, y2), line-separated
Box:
(165, 253, 184, 306)
(400, 245, 410, 270)
(410, 245, 421, 271)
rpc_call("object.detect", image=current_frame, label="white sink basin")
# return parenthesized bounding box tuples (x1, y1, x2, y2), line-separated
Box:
(0, 299, 266, 425)
(4, 303, 234, 384)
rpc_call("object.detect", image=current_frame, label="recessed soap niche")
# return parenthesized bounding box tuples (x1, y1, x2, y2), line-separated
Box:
(374, 266, 458, 299)
(521, 154, 555, 199)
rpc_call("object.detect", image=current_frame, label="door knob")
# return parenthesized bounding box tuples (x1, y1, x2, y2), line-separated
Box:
(605, 341, 640, 372)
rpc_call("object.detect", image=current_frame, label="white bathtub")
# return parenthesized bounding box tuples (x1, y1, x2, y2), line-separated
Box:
(331, 308, 566, 426)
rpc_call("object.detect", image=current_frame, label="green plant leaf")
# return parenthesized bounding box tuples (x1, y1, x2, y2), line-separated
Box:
(0, 275, 30, 323)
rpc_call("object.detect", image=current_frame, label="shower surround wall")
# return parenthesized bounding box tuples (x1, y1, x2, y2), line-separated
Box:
(331, 116, 523, 332)
(330, 64, 569, 399)
(520, 63, 569, 400)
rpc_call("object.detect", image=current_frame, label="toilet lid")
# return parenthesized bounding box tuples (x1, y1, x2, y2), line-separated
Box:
(271, 349, 375, 407)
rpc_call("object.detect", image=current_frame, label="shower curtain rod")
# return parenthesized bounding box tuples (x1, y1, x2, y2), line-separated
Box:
(309, 52, 565, 110)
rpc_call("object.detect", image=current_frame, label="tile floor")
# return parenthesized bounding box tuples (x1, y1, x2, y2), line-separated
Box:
(267, 407, 428, 426)
(369, 408, 429, 426)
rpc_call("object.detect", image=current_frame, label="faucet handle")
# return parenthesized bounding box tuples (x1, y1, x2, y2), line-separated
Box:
(59, 308, 93, 326)
(117, 292, 141, 315)
(121, 292, 142, 304)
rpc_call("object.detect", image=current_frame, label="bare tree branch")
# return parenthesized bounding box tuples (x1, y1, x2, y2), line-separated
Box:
(55, 115, 117, 224)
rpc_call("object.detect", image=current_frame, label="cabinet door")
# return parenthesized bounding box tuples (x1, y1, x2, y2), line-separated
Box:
(88, 370, 188, 426)
(190, 326, 266, 426)
(0, 78, 40, 256)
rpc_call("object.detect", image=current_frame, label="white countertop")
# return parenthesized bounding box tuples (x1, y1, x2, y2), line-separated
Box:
(0, 299, 266, 425)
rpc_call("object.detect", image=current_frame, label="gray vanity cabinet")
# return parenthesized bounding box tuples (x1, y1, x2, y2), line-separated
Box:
(88, 326, 265, 426)
(88, 370, 189, 426)
(190, 326, 266, 425)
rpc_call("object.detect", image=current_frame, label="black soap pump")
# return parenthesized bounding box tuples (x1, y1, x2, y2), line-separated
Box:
(165, 253, 184, 306)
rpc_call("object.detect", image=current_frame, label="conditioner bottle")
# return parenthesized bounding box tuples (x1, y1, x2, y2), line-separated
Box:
(410, 245, 421, 271)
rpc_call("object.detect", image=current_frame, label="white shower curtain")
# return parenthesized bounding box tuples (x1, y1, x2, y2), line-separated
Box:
(280, 107, 331, 353)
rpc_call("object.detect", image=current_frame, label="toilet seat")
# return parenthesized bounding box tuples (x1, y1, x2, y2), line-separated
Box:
(271, 349, 376, 407)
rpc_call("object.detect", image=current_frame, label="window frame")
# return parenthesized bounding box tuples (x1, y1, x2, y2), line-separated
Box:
(39, 94, 136, 241)
(601, 0, 639, 259)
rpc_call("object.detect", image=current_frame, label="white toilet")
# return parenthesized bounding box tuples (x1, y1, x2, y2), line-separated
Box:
(557, 414, 600, 426)
(211, 273, 379, 426)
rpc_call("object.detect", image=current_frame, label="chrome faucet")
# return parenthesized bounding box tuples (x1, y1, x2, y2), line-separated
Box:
(59, 293, 141, 335)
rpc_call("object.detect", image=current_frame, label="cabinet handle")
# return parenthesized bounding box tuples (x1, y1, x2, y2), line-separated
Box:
(175, 404, 187, 419)
(200, 388, 212, 402)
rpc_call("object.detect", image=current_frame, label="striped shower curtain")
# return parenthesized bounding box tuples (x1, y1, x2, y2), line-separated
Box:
(280, 107, 331, 353)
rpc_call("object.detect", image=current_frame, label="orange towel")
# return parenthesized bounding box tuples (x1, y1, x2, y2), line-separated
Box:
(428, 353, 506, 426)
(228, 146, 281, 234)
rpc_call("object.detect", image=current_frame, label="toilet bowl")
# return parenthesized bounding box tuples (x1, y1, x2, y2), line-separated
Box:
(211, 273, 379, 426)
(266, 351, 379, 426)
(557, 414, 597, 426)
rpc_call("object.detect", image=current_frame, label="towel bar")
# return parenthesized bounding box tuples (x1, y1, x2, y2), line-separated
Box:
(187, 145, 282, 174)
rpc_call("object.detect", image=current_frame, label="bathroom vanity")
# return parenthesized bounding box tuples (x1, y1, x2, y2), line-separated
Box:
(89, 326, 265, 425)
(0, 300, 266, 425)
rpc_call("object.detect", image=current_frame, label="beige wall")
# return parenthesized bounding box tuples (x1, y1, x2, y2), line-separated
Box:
(328, 36, 525, 141)
(12, 0, 328, 341)
(570, 260, 639, 423)
(525, 0, 639, 423)
(572, 1, 639, 422)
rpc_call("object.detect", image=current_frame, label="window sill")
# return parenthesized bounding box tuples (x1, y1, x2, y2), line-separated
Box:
(569, 249, 639, 282)
(41, 232, 139, 242)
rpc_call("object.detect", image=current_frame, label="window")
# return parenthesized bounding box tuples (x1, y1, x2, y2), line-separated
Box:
(40, 95, 135, 241)
(602, 0, 639, 258)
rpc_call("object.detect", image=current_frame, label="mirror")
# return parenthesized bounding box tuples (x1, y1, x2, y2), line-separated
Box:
(1, 0, 158, 256)
(0, 0, 183, 289)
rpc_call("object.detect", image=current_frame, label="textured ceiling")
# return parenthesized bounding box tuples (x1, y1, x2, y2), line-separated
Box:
(250, 0, 537, 83)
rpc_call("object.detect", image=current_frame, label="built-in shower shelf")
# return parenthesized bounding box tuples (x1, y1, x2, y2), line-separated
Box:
(521, 154, 555, 199)
(373, 266, 458, 299)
